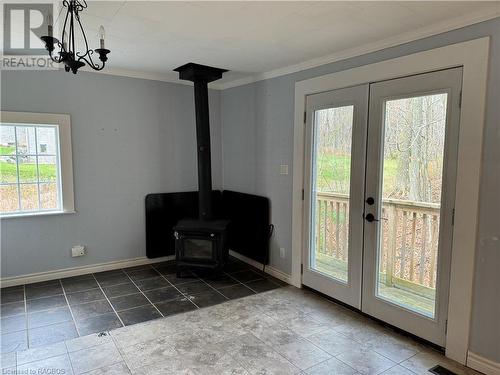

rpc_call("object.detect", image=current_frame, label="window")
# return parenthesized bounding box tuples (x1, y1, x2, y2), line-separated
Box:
(0, 112, 74, 217)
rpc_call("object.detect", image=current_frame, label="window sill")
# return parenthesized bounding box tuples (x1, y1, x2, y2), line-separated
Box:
(0, 210, 76, 219)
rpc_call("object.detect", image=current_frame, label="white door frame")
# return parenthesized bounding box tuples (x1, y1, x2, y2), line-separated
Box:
(302, 85, 368, 309)
(362, 68, 462, 346)
(291, 37, 490, 364)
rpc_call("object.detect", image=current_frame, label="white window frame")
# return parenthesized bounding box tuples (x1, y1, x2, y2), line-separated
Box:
(1, 111, 75, 218)
(291, 37, 490, 365)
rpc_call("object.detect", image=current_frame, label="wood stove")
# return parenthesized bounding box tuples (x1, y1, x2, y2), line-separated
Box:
(172, 63, 229, 274)
(174, 219, 229, 276)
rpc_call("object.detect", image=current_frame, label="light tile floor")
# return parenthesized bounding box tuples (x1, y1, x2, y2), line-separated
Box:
(1, 286, 482, 375)
(0, 258, 284, 352)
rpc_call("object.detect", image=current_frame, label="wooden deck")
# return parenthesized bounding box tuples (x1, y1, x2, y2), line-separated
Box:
(315, 252, 435, 317)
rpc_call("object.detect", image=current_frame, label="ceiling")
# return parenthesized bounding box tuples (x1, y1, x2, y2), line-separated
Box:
(13, 1, 500, 87)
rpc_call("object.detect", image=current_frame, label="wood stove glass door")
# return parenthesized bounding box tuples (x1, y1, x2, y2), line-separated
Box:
(302, 84, 368, 309)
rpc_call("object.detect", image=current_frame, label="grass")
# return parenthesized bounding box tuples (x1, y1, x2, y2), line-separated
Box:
(317, 152, 399, 192)
(0, 161, 56, 183)
(0, 146, 15, 154)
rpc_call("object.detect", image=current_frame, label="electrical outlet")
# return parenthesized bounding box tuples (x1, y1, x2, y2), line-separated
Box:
(280, 247, 286, 258)
(71, 245, 86, 257)
(280, 164, 289, 175)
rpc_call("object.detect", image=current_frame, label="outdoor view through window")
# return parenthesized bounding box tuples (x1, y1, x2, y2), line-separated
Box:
(377, 93, 447, 318)
(311, 105, 354, 283)
(0, 124, 61, 215)
(311, 93, 448, 318)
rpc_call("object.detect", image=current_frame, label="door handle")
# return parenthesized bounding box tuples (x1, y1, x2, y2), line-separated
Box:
(365, 213, 388, 222)
(365, 213, 378, 222)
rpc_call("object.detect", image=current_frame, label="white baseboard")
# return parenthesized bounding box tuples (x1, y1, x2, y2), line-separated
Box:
(468, 352, 500, 375)
(1, 251, 292, 288)
(0, 256, 175, 288)
(228, 250, 291, 284)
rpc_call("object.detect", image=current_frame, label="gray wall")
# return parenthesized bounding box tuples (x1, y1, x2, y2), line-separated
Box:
(1, 70, 222, 277)
(1, 17, 498, 363)
(221, 18, 500, 361)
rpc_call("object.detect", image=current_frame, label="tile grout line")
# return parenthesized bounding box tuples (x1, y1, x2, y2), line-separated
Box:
(244, 331, 302, 373)
(194, 274, 230, 300)
(91, 273, 126, 327)
(58, 279, 82, 337)
(63, 342, 76, 375)
(22, 284, 28, 356)
(150, 264, 201, 309)
(331, 339, 399, 373)
(120, 269, 166, 318)
(223, 271, 261, 293)
(327, 322, 418, 366)
(300, 356, 337, 373)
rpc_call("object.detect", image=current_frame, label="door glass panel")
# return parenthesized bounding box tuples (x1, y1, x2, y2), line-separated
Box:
(377, 93, 448, 318)
(311, 105, 354, 283)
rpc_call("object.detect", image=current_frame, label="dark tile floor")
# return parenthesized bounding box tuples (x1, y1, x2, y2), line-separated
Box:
(0, 258, 285, 353)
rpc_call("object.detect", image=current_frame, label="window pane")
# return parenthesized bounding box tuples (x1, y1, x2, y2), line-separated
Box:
(40, 183, 58, 209)
(1, 156, 18, 183)
(0, 185, 19, 212)
(376, 93, 448, 318)
(38, 156, 57, 182)
(0, 126, 16, 155)
(36, 127, 57, 155)
(18, 156, 38, 183)
(311, 105, 354, 283)
(16, 127, 36, 155)
(20, 183, 39, 211)
(0, 123, 63, 215)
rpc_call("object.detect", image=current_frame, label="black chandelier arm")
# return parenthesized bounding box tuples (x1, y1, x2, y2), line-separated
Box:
(74, 0, 87, 12)
(74, 9, 92, 60)
(49, 44, 65, 63)
(41, 36, 65, 63)
(69, 3, 77, 61)
(78, 54, 106, 71)
(61, 1, 70, 50)
(41, 0, 109, 74)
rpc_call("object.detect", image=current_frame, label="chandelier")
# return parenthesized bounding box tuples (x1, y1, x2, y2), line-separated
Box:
(41, 0, 110, 74)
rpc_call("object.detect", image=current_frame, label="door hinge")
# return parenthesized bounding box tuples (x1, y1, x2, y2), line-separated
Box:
(301, 264, 304, 274)
(301, 189, 305, 201)
(445, 319, 448, 334)
(303, 111, 307, 124)
(459, 90, 462, 108)
(451, 208, 455, 226)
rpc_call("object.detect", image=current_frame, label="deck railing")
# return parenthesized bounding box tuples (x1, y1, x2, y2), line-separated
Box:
(315, 192, 440, 291)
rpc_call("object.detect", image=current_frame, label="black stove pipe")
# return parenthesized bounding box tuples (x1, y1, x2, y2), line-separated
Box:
(193, 79, 212, 220)
(174, 63, 227, 221)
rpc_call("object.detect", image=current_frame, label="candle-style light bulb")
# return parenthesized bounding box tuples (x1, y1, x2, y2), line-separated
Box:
(46, 13, 53, 37)
(98, 25, 105, 49)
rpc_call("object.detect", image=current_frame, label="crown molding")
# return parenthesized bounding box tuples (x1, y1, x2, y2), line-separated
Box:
(213, 9, 500, 90)
(81, 66, 194, 87)
(82, 9, 499, 91)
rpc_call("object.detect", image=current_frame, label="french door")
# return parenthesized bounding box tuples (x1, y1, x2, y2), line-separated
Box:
(302, 85, 368, 308)
(303, 68, 463, 346)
